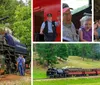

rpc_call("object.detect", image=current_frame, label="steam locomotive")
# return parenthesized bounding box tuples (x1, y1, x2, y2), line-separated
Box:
(47, 67, 100, 78)
(0, 17, 27, 74)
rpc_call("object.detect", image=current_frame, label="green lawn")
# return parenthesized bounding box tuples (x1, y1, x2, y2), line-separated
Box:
(34, 78, 100, 85)
(55, 56, 100, 68)
(33, 66, 47, 79)
(33, 52, 47, 79)
(33, 55, 100, 79)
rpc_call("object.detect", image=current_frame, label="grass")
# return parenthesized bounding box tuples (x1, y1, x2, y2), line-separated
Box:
(33, 52, 100, 79)
(33, 53, 100, 85)
(33, 52, 47, 79)
(55, 56, 100, 69)
(34, 78, 100, 85)
(33, 66, 47, 79)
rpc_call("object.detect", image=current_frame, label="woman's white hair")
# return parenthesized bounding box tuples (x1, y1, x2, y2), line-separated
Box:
(80, 16, 92, 26)
(4, 27, 12, 34)
(0, 27, 12, 34)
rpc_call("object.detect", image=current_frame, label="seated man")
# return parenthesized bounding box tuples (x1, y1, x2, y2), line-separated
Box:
(63, 3, 79, 42)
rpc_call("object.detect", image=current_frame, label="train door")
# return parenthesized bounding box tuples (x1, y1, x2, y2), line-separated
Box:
(33, 11, 44, 41)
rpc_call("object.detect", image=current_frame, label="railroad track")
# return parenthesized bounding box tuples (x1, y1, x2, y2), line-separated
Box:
(34, 75, 100, 81)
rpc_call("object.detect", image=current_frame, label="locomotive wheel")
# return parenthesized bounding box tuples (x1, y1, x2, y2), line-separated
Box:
(5, 58, 15, 74)
(5, 62, 11, 74)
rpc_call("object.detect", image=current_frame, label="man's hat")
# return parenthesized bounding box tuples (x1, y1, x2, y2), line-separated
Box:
(63, 3, 73, 13)
(47, 13, 52, 17)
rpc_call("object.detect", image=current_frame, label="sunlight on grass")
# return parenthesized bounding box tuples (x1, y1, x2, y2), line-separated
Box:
(34, 78, 100, 85)
(56, 56, 100, 68)
(33, 66, 47, 79)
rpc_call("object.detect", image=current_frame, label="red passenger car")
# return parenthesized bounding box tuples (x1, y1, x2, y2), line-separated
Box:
(33, 0, 61, 41)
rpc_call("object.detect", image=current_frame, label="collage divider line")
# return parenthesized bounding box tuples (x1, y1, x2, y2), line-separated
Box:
(92, 0, 94, 42)
(31, 0, 33, 85)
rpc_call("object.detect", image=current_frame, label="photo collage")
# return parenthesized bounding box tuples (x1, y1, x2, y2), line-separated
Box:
(33, 0, 100, 85)
(0, 0, 100, 85)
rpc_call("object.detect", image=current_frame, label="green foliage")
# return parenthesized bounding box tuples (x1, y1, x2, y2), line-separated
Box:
(66, 44, 100, 60)
(36, 44, 68, 67)
(56, 44, 68, 60)
(12, 1, 31, 52)
(0, 0, 31, 46)
(0, 0, 31, 61)
(36, 44, 57, 66)
(0, 0, 19, 25)
(35, 44, 100, 66)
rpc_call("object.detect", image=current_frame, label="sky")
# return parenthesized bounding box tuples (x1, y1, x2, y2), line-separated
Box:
(17, 0, 27, 3)
(22, 0, 28, 3)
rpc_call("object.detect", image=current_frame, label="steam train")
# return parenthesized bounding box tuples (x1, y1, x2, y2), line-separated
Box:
(0, 17, 27, 74)
(47, 67, 100, 78)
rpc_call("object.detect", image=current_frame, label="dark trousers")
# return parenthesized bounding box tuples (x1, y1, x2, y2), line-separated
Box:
(44, 33, 56, 41)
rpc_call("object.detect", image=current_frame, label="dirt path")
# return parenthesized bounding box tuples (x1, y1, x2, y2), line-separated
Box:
(0, 74, 24, 81)
(0, 74, 31, 85)
(34, 75, 100, 81)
